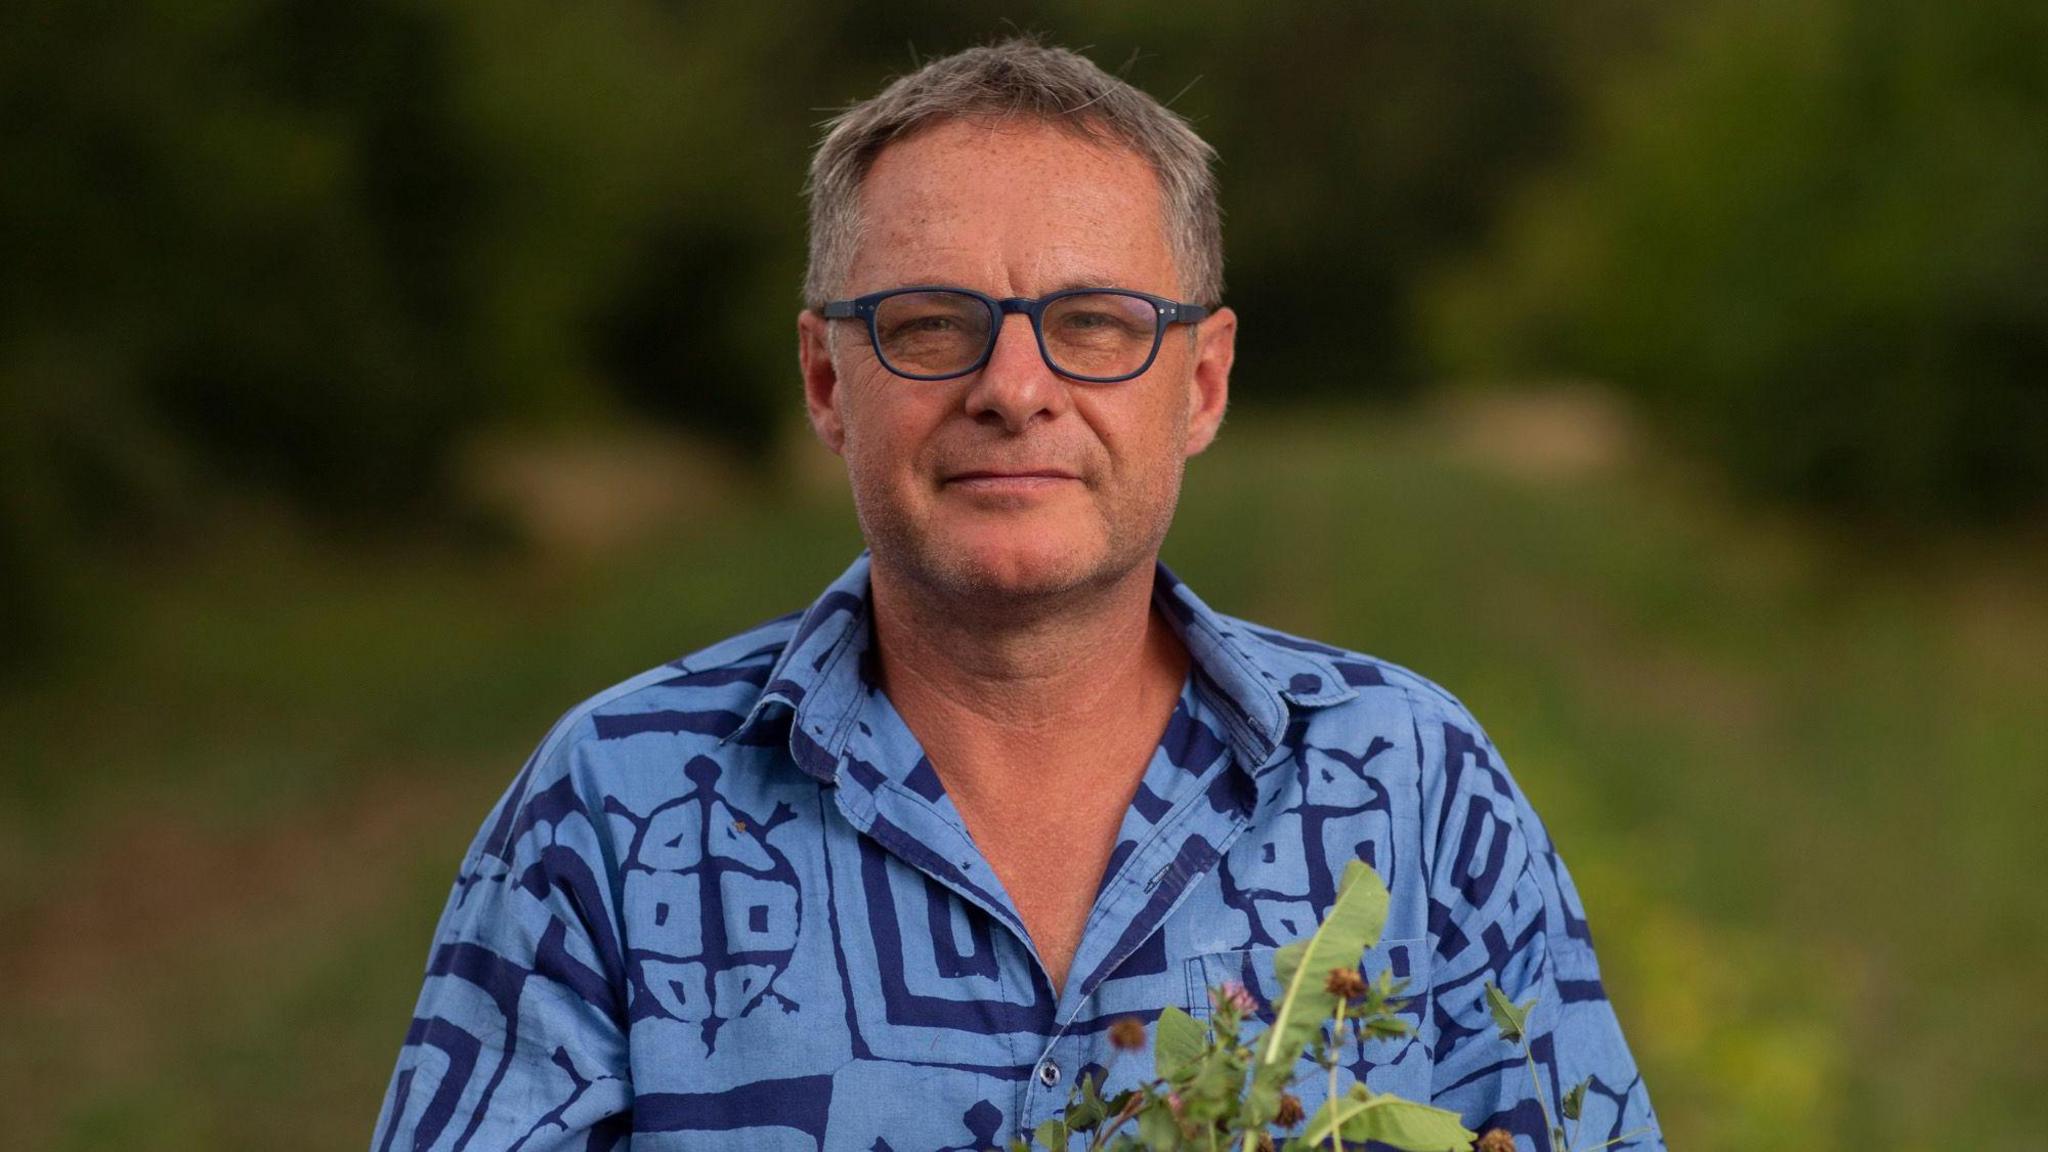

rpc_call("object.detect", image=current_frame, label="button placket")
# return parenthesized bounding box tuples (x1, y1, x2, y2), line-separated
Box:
(1023, 1033, 1072, 1137)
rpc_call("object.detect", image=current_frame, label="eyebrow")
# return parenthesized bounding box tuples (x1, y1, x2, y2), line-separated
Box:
(1044, 275, 1134, 295)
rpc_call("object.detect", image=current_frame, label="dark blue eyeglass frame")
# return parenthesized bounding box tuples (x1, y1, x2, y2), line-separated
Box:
(817, 285, 1211, 383)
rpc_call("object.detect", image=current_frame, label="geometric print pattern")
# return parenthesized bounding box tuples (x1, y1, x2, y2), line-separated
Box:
(372, 553, 1662, 1150)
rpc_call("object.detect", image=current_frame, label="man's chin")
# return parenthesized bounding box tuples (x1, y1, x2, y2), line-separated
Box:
(948, 547, 1091, 597)
(907, 537, 1119, 607)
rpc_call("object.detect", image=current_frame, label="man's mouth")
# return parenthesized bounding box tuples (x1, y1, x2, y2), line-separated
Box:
(942, 469, 1081, 491)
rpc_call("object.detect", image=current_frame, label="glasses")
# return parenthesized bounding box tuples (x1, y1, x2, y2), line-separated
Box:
(818, 286, 1210, 383)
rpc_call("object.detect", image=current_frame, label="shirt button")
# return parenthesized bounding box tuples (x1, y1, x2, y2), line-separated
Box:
(1037, 1059, 1062, 1087)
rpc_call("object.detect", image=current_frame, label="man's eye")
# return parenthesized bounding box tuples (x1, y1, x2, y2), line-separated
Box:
(1052, 310, 1128, 335)
(1055, 310, 1143, 338)
(888, 315, 958, 337)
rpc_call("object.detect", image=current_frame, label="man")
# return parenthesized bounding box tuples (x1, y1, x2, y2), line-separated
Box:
(373, 40, 1661, 1152)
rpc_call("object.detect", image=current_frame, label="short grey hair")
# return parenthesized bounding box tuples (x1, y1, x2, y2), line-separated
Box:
(803, 38, 1222, 310)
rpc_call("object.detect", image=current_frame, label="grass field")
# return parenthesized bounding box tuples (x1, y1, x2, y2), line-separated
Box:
(3, 400, 2041, 1151)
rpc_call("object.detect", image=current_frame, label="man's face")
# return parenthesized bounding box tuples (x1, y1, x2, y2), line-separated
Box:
(798, 118, 1235, 607)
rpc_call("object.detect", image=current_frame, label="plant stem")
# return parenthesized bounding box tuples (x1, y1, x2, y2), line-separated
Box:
(1086, 1090, 1150, 1152)
(1524, 1049, 1562, 1152)
(1328, 1002, 1347, 1152)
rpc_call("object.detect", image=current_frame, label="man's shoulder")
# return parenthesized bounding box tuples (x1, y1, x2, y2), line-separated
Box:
(459, 611, 812, 872)
(1215, 610, 1482, 728)
(1221, 613, 1552, 853)
(521, 610, 806, 776)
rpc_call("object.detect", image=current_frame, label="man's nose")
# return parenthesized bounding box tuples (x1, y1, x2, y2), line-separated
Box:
(962, 313, 1068, 430)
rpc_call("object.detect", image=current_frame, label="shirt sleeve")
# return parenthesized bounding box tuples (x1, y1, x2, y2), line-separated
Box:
(370, 714, 634, 1152)
(1412, 689, 1664, 1151)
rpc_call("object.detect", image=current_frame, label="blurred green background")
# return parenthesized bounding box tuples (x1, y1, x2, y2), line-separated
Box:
(2, 2, 2043, 1150)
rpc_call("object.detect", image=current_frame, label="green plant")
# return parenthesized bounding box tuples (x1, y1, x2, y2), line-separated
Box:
(1482, 982, 1653, 1152)
(1015, 859, 1662, 1152)
(1013, 859, 1475, 1152)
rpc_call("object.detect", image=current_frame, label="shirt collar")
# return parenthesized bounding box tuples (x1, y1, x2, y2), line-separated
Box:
(727, 551, 1358, 781)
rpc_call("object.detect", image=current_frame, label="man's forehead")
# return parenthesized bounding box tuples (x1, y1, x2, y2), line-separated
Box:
(864, 119, 1156, 204)
(867, 244, 1150, 292)
(850, 118, 1175, 292)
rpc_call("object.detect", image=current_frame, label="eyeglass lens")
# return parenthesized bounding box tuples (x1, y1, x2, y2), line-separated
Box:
(872, 291, 1160, 379)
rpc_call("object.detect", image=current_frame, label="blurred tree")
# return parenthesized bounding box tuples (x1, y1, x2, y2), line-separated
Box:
(3, 0, 502, 658)
(0, 0, 778, 655)
(0, 0, 1674, 662)
(1098, 1, 1596, 401)
(1427, 0, 2048, 522)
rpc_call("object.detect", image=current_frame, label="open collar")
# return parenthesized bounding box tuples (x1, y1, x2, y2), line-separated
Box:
(725, 552, 1359, 783)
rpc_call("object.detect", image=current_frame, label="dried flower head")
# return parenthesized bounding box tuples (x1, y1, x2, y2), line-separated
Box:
(1476, 1127, 1517, 1152)
(1274, 1092, 1305, 1127)
(1324, 967, 1368, 1000)
(1108, 1016, 1147, 1052)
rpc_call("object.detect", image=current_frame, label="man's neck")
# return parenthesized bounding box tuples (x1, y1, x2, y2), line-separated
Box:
(865, 554, 1193, 995)
(865, 555, 1189, 797)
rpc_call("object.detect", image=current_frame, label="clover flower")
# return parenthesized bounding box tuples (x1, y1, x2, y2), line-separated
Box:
(1210, 980, 1258, 1017)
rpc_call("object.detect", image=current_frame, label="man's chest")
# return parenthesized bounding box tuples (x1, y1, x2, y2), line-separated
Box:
(949, 783, 1135, 993)
(604, 718, 1435, 1150)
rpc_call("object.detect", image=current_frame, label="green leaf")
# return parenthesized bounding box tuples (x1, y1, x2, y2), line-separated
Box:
(1483, 980, 1535, 1045)
(1347, 1099, 1476, 1152)
(1181, 1049, 1243, 1124)
(1242, 1071, 1281, 1128)
(1563, 1078, 1588, 1122)
(1261, 859, 1390, 1068)
(1067, 1096, 1105, 1132)
(1137, 1100, 1179, 1150)
(1364, 1016, 1413, 1042)
(1298, 1098, 1341, 1148)
(1154, 1005, 1204, 1080)
(1064, 1069, 1108, 1131)
(1034, 1118, 1066, 1150)
(1299, 1086, 1476, 1152)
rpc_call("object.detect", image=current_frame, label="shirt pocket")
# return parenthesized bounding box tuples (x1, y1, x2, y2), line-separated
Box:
(1183, 937, 1432, 1106)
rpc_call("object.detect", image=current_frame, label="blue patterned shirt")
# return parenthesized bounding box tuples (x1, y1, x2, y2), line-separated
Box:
(373, 553, 1661, 1151)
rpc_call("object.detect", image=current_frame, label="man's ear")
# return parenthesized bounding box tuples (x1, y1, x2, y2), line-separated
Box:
(1183, 306, 1235, 457)
(797, 309, 846, 455)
